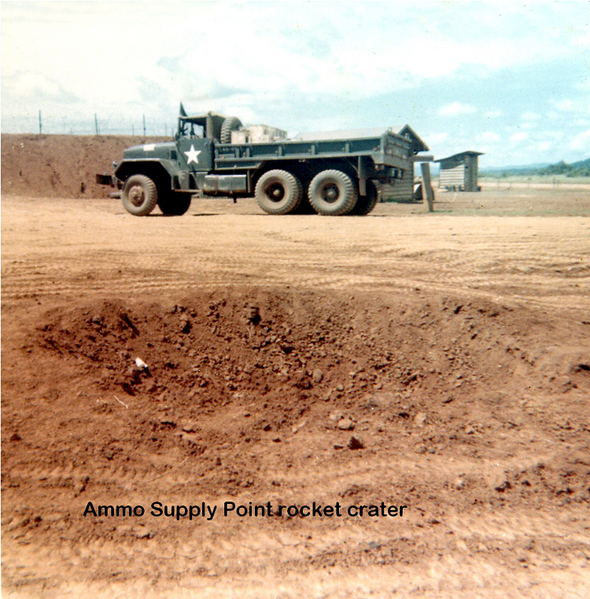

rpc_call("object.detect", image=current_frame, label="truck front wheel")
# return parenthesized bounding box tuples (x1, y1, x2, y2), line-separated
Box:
(255, 170, 303, 215)
(121, 175, 158, 216)
(308, 170, 358, 216)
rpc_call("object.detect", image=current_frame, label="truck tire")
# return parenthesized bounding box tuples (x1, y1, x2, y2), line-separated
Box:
(350, 180, 378, 215)
(121, 174, 158, 216)
(158, 193, 192, 216)
(255, 170, 303, 215)
(220, 117, 242, 144)
(308, 170, 358, 216)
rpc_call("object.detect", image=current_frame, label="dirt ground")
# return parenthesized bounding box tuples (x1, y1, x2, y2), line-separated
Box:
(2, 135, 590, 598)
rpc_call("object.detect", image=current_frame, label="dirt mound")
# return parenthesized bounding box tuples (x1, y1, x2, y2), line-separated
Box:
(32, 290, 590, 418)
(1, 133, 167, 198)
(3, 290, 589, 567)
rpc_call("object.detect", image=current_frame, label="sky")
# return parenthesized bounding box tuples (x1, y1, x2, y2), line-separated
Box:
(2, 0, 590, 167)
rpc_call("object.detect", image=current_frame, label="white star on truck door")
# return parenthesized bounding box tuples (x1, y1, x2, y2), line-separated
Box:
(184, 145, 201, 165)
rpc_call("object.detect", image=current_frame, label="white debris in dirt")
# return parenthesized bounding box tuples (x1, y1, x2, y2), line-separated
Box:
(135, 357, 148, 370)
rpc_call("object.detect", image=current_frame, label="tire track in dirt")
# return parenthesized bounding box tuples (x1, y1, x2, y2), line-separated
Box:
(3, 241, 588, 313)
(3, 508, 588, 599)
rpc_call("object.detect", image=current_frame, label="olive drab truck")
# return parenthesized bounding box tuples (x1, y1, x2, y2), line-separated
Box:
(97, 105, 429, 216)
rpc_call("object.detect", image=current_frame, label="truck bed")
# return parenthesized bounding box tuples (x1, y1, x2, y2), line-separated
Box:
(214, 129, 414, 171)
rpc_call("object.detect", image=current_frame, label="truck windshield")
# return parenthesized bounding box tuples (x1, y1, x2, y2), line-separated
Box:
(177, 120, 204, 139)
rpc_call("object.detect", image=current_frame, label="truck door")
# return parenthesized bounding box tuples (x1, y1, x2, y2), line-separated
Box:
(176, 138, 214, 172)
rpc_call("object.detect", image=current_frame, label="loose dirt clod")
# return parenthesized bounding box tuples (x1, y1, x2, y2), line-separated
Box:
(337, 418, 355, 430)
(348, 436, 365, 450)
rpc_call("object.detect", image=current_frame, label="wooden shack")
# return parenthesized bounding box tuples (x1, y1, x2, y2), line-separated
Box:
(436, 151, 483, 191)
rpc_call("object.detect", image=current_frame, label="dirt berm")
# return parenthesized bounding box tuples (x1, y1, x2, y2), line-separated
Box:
(1, 133, 167, 198)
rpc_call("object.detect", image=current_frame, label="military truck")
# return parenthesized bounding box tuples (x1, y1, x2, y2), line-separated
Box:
(97, 106, 429, 216)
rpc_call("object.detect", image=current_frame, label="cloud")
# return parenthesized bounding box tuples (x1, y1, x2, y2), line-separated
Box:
(2, 72, 79, 105)
(573, 33, 590, 47)
(3, 2, 588, 116)
(426, 133, 450, 144)
(522, 112, 541, 121)
(479, 131, 501, 142)
(484, 110, 503, 119)
(438, 102, 477, 117)
(510, 132, 529, 142)
(569, 129, 590, 152)
(1, 72, 81, 126)
(552, 99, 576, 112)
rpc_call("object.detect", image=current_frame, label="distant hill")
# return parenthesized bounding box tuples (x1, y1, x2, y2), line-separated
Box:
(481, 158, 590, 177)
(480, 163, 550, 174)
(537, 157, 590, 177)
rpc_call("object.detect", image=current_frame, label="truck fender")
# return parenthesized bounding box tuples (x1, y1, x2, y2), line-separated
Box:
(114, 159, 180, 191)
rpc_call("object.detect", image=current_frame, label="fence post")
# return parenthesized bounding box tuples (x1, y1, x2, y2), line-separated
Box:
(420, 162, 434, 213)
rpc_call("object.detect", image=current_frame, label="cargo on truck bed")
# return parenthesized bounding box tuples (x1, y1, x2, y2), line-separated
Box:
(97, 105, 429, 217)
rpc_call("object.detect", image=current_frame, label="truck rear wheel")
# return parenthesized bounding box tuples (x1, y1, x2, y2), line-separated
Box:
(255, 170, 303, 215)
(350, 180, 378, 216)
(308, 170, 358, 216)
(158, 193, 192, 216)
(121, 174, 158, 216)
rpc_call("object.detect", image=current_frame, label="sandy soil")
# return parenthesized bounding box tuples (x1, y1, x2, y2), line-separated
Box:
(2, 136, 590, 598)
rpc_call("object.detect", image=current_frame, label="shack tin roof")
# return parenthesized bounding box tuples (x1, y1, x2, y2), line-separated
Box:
(294, 125, 429, 153)
(435, 150, 484, 163)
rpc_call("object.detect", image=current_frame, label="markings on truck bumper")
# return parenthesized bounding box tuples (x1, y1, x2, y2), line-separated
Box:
(184, 145, 201, 165)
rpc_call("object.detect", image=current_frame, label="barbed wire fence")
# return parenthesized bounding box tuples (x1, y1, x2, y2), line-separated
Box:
(2, 111, 178, 137)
